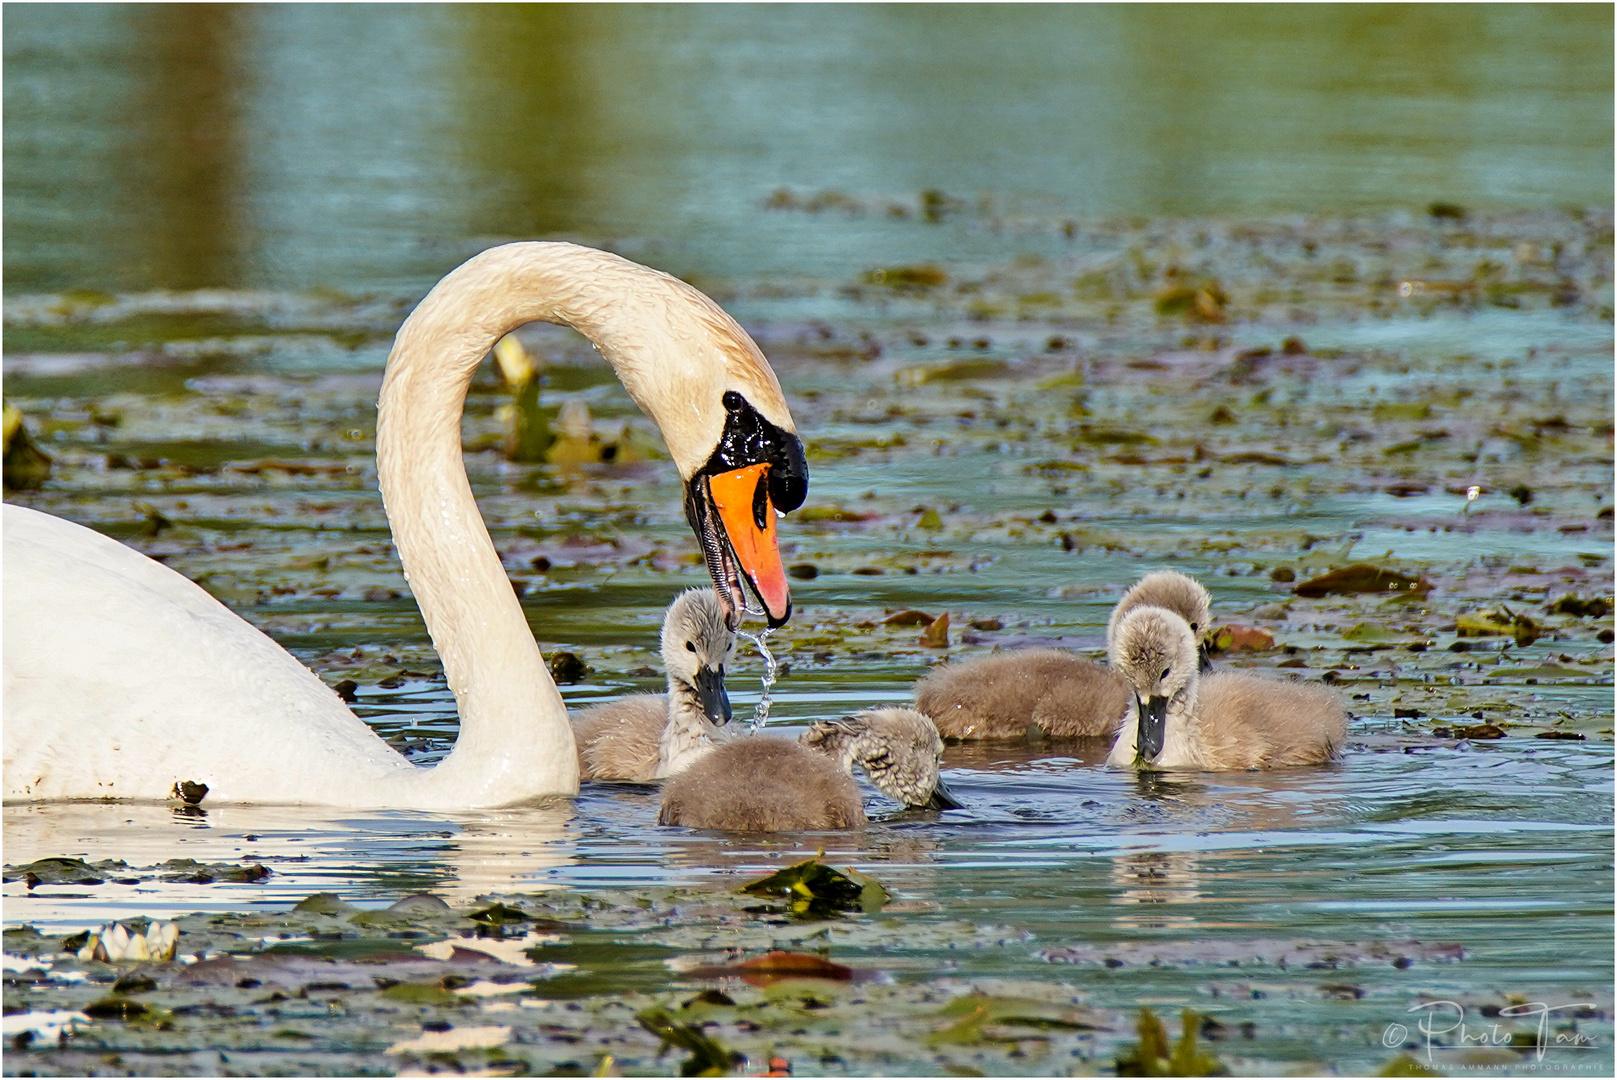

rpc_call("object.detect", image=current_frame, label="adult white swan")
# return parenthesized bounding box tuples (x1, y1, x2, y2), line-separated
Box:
(3, 242, 807, 808)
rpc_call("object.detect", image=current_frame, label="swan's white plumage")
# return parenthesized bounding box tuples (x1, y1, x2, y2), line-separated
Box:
(4, 505, 409, 803)
(3, 242, 793, 808)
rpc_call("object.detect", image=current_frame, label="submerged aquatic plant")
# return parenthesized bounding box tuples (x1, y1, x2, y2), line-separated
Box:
(1116, 1007, 1227, 1076)
(493, 334, 552, 462)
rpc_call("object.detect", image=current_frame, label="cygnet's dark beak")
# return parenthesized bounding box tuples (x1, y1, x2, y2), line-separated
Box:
(1135, 694, 1168, 761)
(693, 666, 732, 725)
(1198, 638, 1214, 674)
(923, 779, 965, 810)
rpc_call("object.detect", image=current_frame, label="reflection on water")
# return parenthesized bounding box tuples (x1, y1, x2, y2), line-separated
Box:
(3, 799, 577, 928)
(5, 4, 1611, 292)
(6, 723, 1607, 932)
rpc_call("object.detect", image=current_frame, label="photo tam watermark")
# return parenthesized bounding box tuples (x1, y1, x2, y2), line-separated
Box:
(1384, 1000, 1601, 1069)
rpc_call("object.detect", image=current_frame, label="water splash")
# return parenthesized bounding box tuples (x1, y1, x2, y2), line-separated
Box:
(735, 627, 779, 732)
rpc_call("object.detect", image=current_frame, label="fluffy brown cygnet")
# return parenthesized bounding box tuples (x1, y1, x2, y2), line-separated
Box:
(658, 707, 961, 832)
(1106, 605, 1345, 771)
(916, 570, 1214, 741)
(571, 589, 734, 782)
(1106, 571, 1213, 663)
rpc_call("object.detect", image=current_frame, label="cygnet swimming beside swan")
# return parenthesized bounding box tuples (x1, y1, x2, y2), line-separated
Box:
(1107, 604, 1345, 771)
(917, 570, 1213, 741)
(658, 707, 961, 831)
(572, 589, 735, 782)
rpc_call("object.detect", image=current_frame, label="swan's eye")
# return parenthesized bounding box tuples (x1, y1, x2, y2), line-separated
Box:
(1162, 667, 1171, 680)
(1189, 622, 1199, 631)
(685, 641, 697, 652)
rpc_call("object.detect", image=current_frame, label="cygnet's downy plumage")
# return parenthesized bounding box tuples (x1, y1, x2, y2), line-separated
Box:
(658, 707, 961, 832)
(1106, 605, 1344, 771)
(916, 570, 1213, 741)
(571, 589, 734, 781)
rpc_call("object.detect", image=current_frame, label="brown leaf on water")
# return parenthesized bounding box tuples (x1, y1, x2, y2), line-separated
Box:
(1210, 625, 1275, 652)
(1293, 564, 1431, 598)
(1453, 723, 1505, 740)
(737, 952, 854, 984)
(1221, 451, 1296, 466)
(920, 612, 951, 648)
(883, 609, 935, 627)
(682, 951, 860, 987)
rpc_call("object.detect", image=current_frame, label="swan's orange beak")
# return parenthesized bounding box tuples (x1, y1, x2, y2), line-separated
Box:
(706, 463, 792, 627)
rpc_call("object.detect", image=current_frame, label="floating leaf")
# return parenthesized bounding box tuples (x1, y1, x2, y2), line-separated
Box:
(1548, 595, 1611, 618)
(865, 264, 947, 289)
(740, 855, 888, 918)
(797, 505, 873, 523)
(735, 951, 854, 985)
(883, 609, 935, 627)
(1210, 624, 1275, 652)
(917, 508, 944, 530)
(292, 892, 354, 915)
(466, 902, 532, 926)
(264, 938, 419, 961)
(920, 612, 951, 648)
(1455, 607, 1539, 646)
(1294, 564, 1431, 598)
(380, 980, 464, 1005)
(4, 857, 115, 886)
(930, 994, 1107, 1046)
(387, 894, 453, 915)
(895, 358, 1010, 385)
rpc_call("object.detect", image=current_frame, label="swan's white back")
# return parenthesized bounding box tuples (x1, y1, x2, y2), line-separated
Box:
(4, 504, 409, 803)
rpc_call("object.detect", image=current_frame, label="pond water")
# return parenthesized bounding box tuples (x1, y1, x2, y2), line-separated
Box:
(3, 5, 1613, 1076)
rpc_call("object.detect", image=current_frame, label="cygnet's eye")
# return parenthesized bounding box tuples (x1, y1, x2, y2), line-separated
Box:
(1162, 667, 1171, 680)
(1189, 622, 1199, 631)
(685, 641, 697, 652)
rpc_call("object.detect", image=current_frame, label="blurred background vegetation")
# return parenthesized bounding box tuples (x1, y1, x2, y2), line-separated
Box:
(5, 3, 1611, 294)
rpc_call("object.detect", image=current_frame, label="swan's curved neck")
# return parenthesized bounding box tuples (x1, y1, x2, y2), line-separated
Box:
(376, 242, 775, 802)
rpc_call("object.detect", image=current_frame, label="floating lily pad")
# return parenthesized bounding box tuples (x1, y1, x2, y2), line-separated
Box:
(465, 902, 532, 926)
(740, 856, 889, 918)
(291, 892, 355, 915)
(930, 994, 1107, 1046)
(1210, 624, 1276, 651)
(1455, 607, 1540, 646)
(1294, 564, 1432, 598)
(3, 857, 123, 886)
